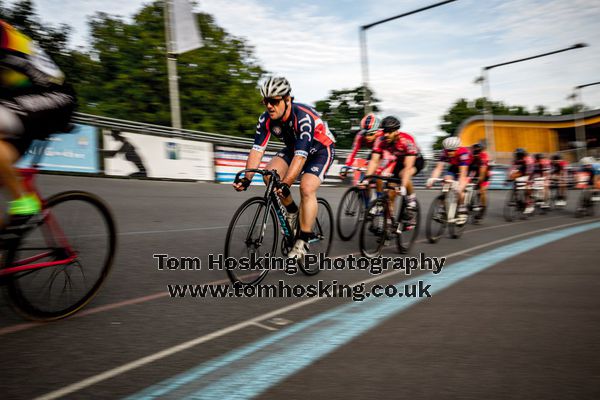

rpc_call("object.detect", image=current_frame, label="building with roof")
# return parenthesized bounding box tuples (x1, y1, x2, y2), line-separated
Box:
(457, 109, 600, 164)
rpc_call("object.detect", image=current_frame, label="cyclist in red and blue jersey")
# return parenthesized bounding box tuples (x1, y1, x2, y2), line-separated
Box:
(468, 143, 491, 219)
(550, 154, 569, 207)
(509, 148, 535, 214)
(0, 20, 77, 228)
(532, 153, 551, 209)
(427, 136, 472, 222)
(233, 76, 335, 261)
(344, 113, 382, 168)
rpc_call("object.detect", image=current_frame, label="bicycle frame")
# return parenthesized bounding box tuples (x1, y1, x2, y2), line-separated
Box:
(234, 169, 295, 250)
(0, 141, 77, 279)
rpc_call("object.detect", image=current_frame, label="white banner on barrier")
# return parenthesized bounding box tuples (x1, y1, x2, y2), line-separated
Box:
(102, 130, 213, 180)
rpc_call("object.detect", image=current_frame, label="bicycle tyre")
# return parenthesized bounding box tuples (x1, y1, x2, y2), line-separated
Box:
(224, 197, 278, 286)
(426, 195, 446, 244)
(396, 197, 420, 254)
(359, 199, 388, 258)
(336, 187, 365, 241)
(299, 198, 333, 275)
(5, 191, 117, 321)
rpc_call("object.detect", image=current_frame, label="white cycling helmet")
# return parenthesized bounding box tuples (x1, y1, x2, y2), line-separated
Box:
(442, 136, 461, 150)
(260, 76, 291, 98)
(580, 156, 595, 165)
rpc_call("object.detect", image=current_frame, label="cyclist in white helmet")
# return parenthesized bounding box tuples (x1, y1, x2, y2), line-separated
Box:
(427, 136, 472, 223)
(233, 76, 336, 262)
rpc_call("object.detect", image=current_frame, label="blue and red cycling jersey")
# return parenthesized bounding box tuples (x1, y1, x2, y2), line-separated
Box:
(513, 155, 534, 176)
(252, 102, 335, 158)
(440, 147, 471, 167)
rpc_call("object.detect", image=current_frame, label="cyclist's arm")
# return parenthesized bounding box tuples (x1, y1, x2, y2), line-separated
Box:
(243, 149, 264, 180)
(429, 162, 445, 181)
(282, 155, 306, 186)
(458, 165, 469, 192)
(345, 132, 364, 167)
(365, 152, 382, 179)
(401, 155, 416, 189)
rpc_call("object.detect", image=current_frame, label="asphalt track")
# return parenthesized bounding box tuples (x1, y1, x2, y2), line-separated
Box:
(1, 175, 599, 399)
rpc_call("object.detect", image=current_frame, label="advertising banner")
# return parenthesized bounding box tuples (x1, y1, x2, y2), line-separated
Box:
(17, 124, 99, 173)
(102, 130, 213, 180)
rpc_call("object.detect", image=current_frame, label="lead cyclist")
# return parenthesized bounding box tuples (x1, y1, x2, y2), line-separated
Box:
(233, 76, 335, 261)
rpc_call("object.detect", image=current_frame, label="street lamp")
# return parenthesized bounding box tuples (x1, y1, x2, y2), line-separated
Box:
(359, 0, 457, 113)
(475, 43, 588, 161)
(571, 81, 600, 159)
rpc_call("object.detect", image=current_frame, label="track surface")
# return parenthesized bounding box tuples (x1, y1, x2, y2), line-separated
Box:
(1, 175, 598, 399)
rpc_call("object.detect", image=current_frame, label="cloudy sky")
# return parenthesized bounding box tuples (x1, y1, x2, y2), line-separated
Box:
(13, 0, 600, 152)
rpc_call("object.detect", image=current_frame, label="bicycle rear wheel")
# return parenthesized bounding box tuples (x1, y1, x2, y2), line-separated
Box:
(5, 191, 116, 321)
(426, 195, 446, 243)
(336, 187, 365, 241)
(503, 190, 519, 222)
(396, 197, 420, 254)
(224, 197, 278, 286)
(359, 199, 388, 258)
(299, 198, 333, 275)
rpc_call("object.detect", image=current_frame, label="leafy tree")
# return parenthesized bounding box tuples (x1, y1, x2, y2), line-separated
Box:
(314, 86, 380, 148)
(85, 2, 265, 136)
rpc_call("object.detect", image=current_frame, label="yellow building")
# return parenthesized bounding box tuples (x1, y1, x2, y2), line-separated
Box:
(457, 109, 600, 164)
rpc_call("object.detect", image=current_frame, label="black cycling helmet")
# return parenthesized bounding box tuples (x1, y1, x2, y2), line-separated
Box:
(380, 116, 401, 133)
(552, 154, 562, 161)
(472, 143, 483, 155)
(514, 148, 527, 160)
(534, 153, 543, 161)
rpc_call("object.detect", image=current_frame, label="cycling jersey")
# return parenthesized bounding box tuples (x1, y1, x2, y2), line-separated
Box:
(345, 129, 383, 167)
(440, 147, 471, 167)
(513, 155, 534, 176)
(1, 20, 76, 155)
(253, 102, 335, 158)
(532, 159, 551, 176)
(551, 160, 568, 175)
(372, 132, 419, 158)
(0, 20, 65, 90)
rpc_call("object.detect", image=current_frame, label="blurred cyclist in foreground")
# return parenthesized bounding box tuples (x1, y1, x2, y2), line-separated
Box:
(0, 20, 77, 228)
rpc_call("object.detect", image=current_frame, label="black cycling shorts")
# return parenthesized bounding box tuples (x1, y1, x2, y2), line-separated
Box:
(392, 154, 425, 178)
(0, 84, 77, 155)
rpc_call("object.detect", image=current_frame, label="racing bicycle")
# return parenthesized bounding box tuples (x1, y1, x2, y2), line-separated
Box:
(359, 175, 420, 258)
(225, 169, 333, 285)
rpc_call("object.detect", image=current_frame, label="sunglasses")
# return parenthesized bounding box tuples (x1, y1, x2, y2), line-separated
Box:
(262, 97, 284, 107)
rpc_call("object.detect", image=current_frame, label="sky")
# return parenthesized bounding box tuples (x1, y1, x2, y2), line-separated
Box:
(11, 0, 600, 152)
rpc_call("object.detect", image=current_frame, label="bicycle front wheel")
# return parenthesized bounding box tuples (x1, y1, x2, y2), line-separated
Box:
(299, 198, 333, 276)
(5, 191, 117, 321)
(224, 197, 278, 285)
(396, 197, 420, 254)
(426, 195, 446, 243)
(359, 199, 388, 258)
(336, 187, 365, 241)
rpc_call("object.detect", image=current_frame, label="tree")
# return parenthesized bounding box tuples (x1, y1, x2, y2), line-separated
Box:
(314, 86, 380, 149)
(85, 2, 266, 136)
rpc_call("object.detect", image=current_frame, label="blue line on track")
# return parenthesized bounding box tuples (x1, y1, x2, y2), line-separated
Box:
(126, 221, 600, 400)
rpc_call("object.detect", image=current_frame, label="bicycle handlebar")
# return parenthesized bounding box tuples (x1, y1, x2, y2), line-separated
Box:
(234, 169, 283, 186)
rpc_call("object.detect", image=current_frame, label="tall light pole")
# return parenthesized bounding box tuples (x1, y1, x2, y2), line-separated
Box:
(359, 0, 457, 114)
(475, 43, 588, 161)
(572, 81, 600, 159)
